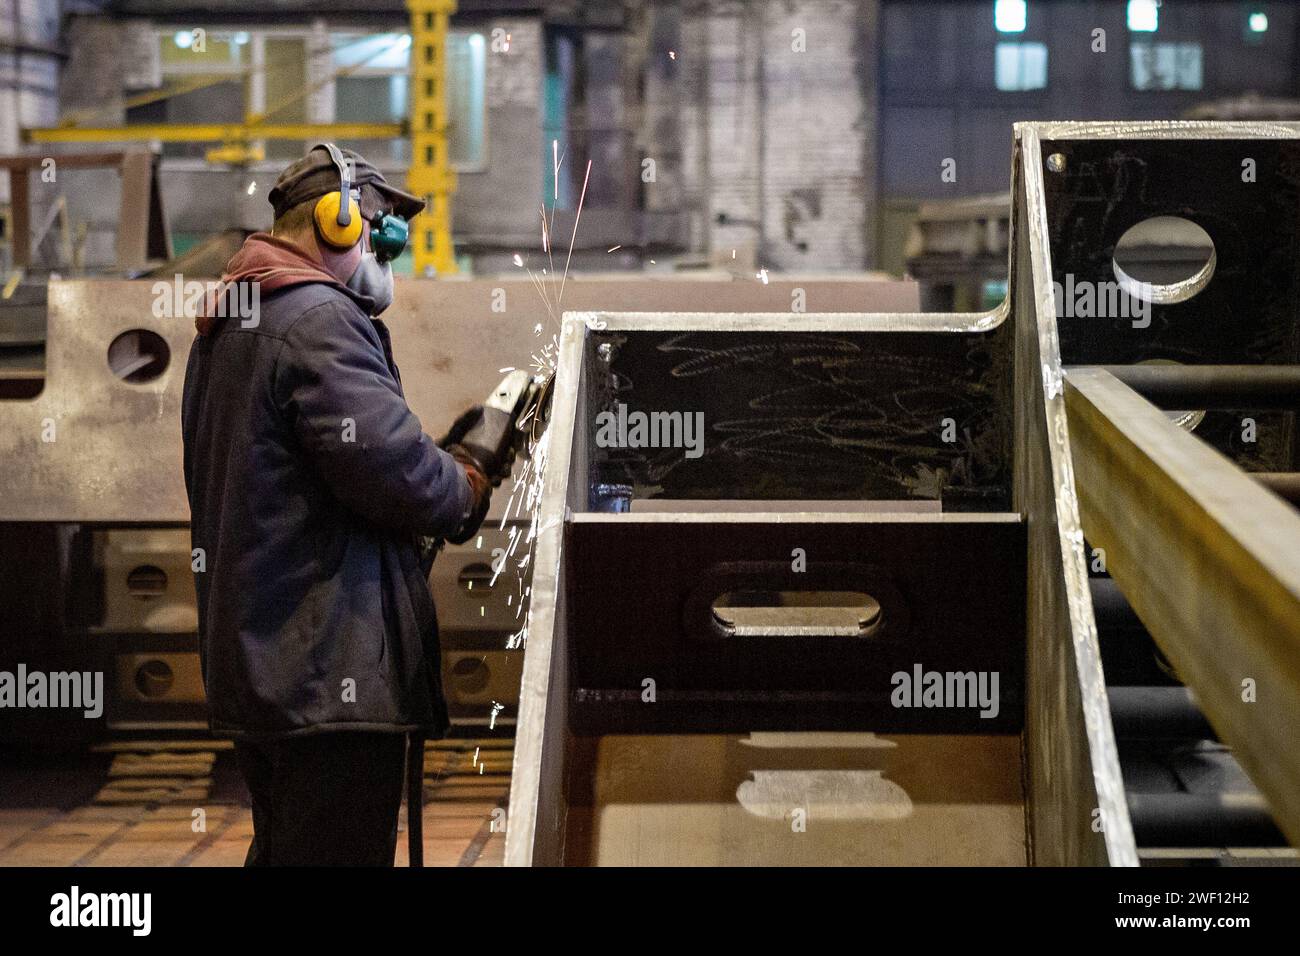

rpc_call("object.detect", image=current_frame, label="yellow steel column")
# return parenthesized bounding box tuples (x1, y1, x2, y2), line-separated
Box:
(408, 0, 458, 275)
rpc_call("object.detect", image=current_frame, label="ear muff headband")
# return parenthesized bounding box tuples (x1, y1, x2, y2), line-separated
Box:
(312, 142, 363, 249)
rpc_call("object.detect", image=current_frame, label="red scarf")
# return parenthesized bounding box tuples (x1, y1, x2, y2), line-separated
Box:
(196, 233, 350, 335)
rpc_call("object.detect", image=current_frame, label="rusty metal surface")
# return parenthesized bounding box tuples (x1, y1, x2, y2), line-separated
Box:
(1065, 366, 1300, 847)
(0, 277, 918, 523)
(1013, 125, 1135, 867)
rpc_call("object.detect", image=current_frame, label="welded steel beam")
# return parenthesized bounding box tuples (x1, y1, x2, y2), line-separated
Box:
(1064, 366, 1300, 846)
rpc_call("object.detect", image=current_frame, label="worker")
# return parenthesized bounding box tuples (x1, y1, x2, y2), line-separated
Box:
(181, 144, 511, 866)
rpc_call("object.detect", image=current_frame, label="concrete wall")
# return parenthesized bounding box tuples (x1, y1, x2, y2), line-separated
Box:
(454, 16, 543, 249)
(679, 0, 880, 272)
(0, 0, 63, 202)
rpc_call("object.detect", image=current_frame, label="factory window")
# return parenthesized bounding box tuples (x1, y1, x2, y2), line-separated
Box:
(332, 33, 412, 166)
(136, 31, 254, 160)
(1130, 41, 1202, 91)
(994, 0, 1027, 34)
(1127, 0, 1160, 33)
(1244, 9, 1268, 44)
(331, 31, 487, 171)
(995, 42, 1047, 91)
(446, 33, 487, 168)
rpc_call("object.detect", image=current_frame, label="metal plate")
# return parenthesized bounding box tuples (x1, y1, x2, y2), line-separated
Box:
(0, 277, 917, 523)
(565, 512, 1025, 734)
(585, 326, 1012, 507)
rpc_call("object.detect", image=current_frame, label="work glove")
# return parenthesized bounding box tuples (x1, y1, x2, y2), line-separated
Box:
(445, 444, 492, 545)
(454, 409, 519, 487)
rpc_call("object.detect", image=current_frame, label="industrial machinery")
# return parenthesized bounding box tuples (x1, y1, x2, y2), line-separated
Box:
(503, 122, 1300, 866)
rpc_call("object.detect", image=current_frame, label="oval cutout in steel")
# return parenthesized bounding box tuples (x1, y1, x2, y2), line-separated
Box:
(126, 564, 168, 598)
(108, 329, 170, 383)
(134, 659, 175, 698)
(458, 561, 495, 592)
(450, 656, 491, 694)
(712, 590, 883, 638)
(1112, 216, 1216, 305)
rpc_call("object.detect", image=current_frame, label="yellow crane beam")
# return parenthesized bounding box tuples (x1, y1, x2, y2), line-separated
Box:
(407, 0, 458, 275)
(24, 122, 404, 145)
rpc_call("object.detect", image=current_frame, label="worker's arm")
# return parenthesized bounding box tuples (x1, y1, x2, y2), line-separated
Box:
(274, 299, 481, 539)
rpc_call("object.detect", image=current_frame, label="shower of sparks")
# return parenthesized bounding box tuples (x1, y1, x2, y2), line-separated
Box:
(476, 137, 596, 736)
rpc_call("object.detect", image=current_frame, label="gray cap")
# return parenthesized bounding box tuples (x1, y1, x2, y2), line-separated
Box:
(268, 143, 426, 222)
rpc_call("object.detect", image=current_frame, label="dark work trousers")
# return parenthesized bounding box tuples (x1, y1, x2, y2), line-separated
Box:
(233, 731, 406, 866)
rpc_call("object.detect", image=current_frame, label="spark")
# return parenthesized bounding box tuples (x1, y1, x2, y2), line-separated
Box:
(558, 159, 592, 309)
(607, 245, 622, 253)
(498, 367, 515, 373)
(757, 267, 770, 284)
(473, 148, 594, 729)
(668, 50, 676, 60)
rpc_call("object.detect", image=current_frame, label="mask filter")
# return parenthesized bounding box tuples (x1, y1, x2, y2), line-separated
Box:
(346, 253, 394, 315)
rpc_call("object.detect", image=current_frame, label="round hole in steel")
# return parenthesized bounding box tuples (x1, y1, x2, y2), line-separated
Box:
(134, 659, 175, 698)
(450, 656, 491, 694)
(1112, 216, 1216, 305)
(108, 329, 170, 383)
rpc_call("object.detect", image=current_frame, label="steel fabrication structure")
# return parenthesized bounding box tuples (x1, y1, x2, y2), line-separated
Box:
(504, 122, 1300, 866)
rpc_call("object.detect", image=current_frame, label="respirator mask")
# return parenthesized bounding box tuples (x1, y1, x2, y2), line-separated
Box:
(309, 143, 409, 316)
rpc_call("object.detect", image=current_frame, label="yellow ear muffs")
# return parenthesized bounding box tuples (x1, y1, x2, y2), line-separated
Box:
(313, 191, 364, 248)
